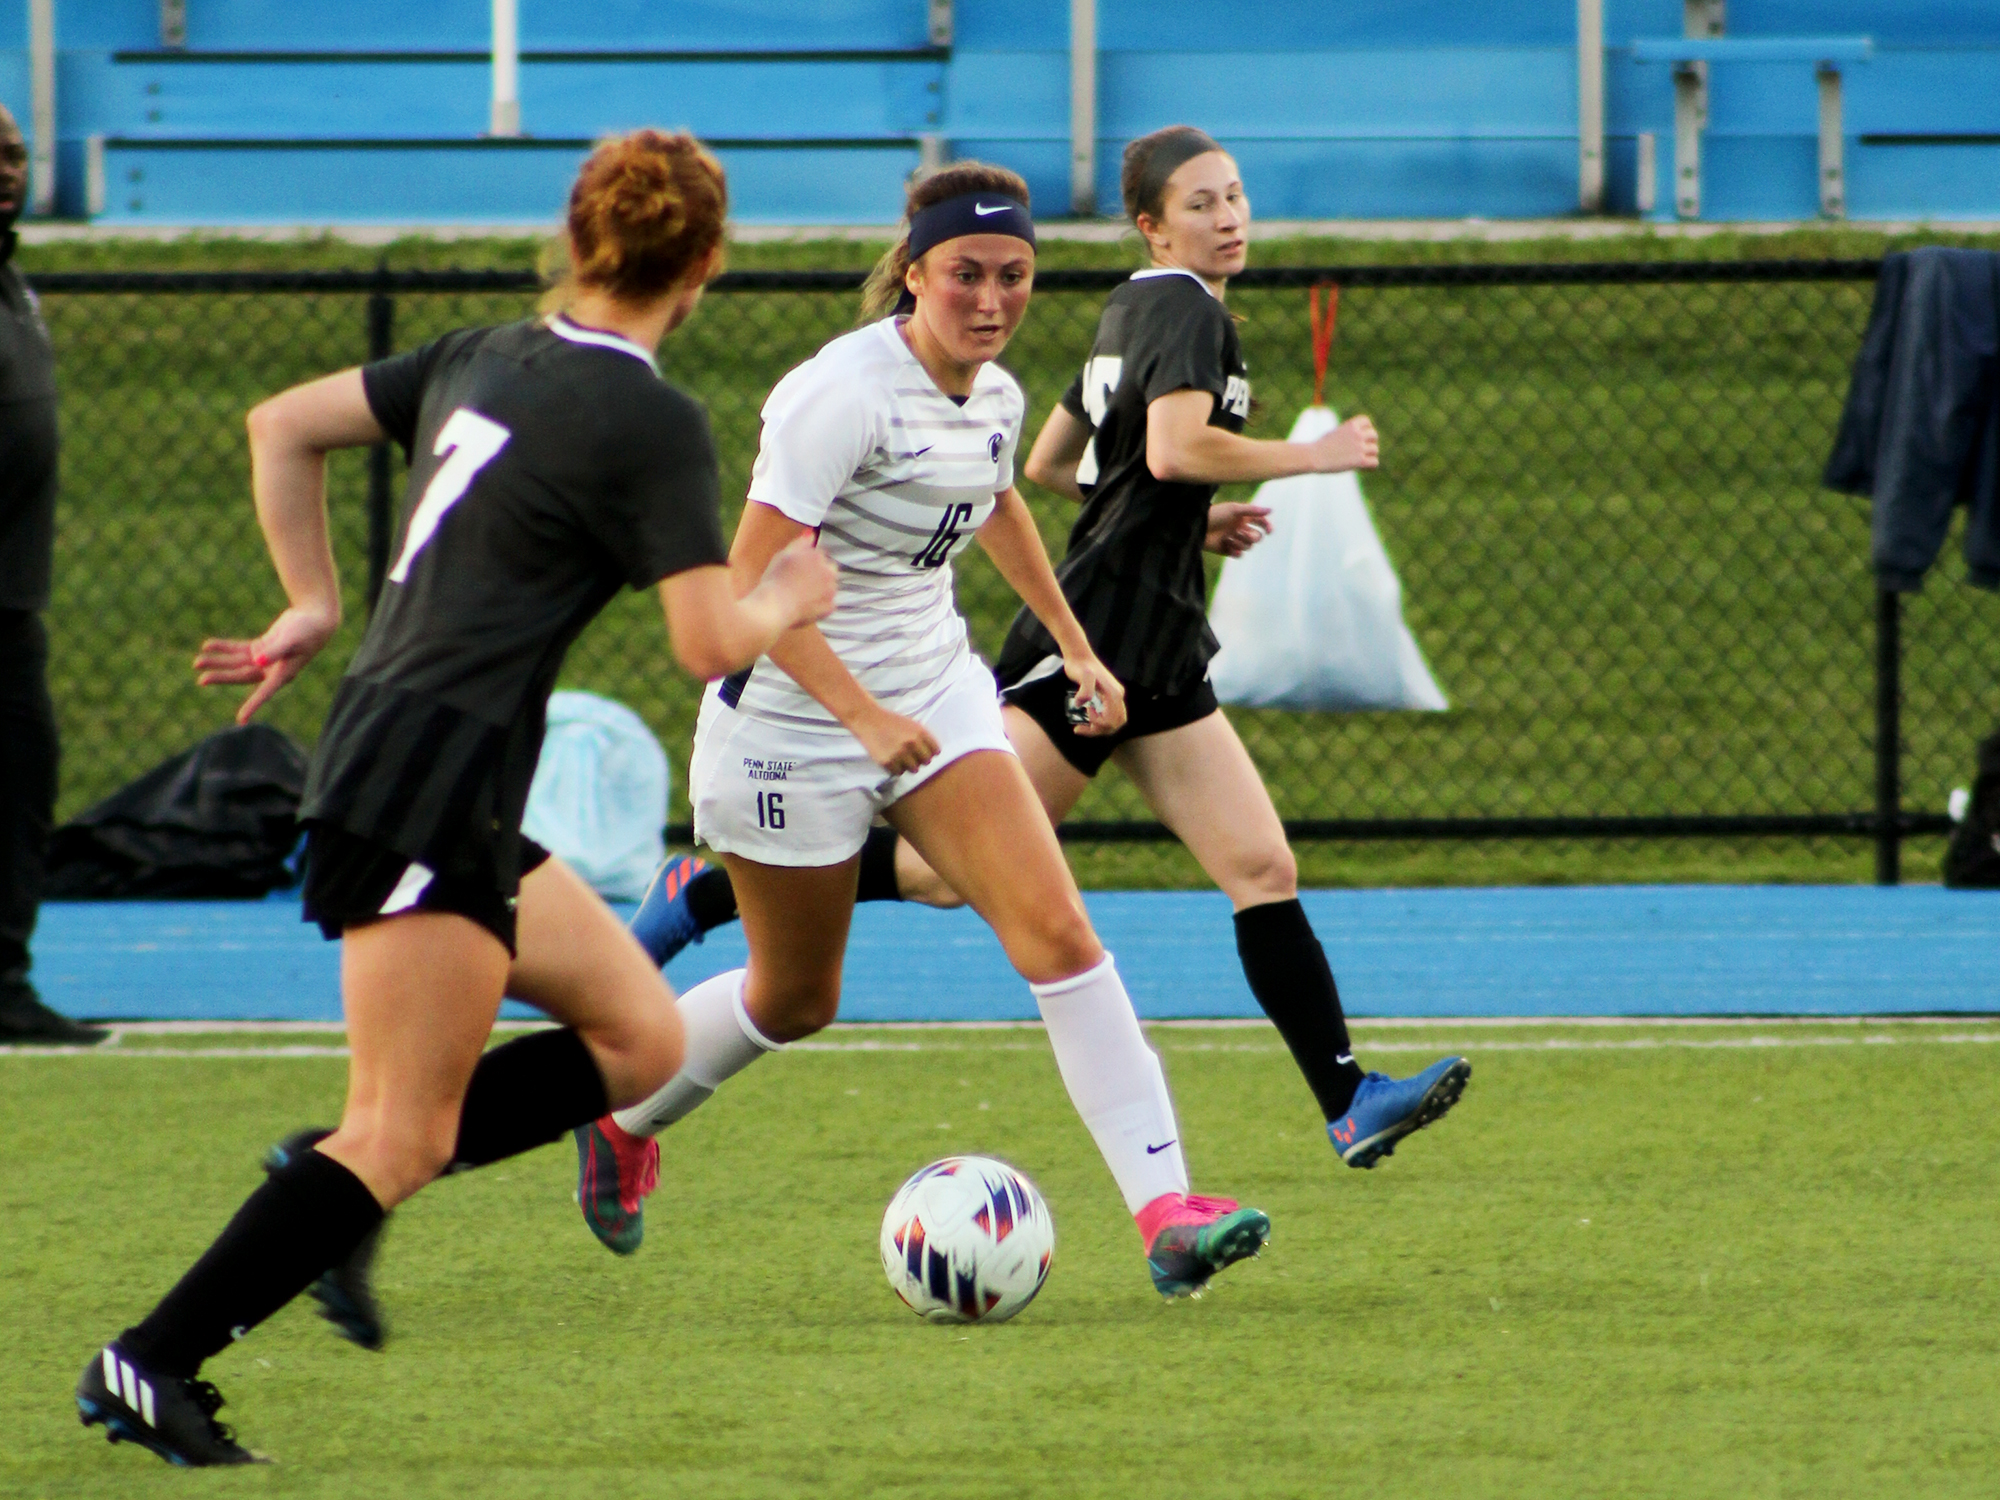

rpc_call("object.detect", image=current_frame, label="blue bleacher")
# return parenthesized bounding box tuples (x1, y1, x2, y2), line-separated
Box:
(1, 1, 1997, 224)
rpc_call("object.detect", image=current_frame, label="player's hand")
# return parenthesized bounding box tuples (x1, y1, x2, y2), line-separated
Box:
(1062, 655, 1127, 737)
(194, 604, 339, 724)
(1307, 414, 1378, 473)
(1204, 501, 1272, 557)
(762, 532, 839, 628)
(852, 705, 941, 776)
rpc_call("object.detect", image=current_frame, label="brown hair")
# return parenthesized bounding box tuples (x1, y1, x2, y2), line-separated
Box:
(1120, 125, 1224, 225)
(858, 161, 1032, 322)
(542, 129, 727, 310)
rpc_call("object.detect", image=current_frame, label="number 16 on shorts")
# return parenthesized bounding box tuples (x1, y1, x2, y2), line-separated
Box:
(755, 791, 785, 830)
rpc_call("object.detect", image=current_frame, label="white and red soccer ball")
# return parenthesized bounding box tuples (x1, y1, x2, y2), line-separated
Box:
(879, 1156, 1055, 1324)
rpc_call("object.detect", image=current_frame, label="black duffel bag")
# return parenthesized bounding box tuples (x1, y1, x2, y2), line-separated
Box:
(45, 724, 309, 899)
(1944, 727, 2000, 889)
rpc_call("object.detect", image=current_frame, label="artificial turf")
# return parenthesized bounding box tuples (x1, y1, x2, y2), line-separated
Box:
(6, 1018, 1996, 1498)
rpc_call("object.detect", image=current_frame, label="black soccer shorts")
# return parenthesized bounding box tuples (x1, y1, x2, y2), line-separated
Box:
(1000, 666, 1220, 778)
(300, 821, 552, 956)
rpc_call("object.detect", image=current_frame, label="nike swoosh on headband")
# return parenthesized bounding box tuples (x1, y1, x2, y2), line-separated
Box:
(973, 202, 1010, 215)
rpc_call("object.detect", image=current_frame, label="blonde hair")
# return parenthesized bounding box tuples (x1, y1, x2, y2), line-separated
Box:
(542, 129, 728, 312)
(858, 161, 1032, 322)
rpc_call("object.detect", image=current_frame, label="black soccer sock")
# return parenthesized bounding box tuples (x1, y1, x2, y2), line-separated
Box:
(685, 864, 738, 932)
(121, 1148, 383, 1377)
(450, 1026, 610, 1169)
(1234, 899, 1367, 1121)
(856, 825, 902, 903)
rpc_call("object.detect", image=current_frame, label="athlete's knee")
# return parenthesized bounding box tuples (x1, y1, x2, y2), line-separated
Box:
(891, 839, 965, 909)
(592, 1004, 684, 1107)
(1002, 895, 1103, 985)
(325, 1114, 458, 1205)
(744, 976, 840, 1043)
(1227, 839, 1297, 904)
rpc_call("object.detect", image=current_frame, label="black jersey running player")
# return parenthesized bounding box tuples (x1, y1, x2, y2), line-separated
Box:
(630, 126, 1469, 1170)
(74, 130, 836, 1467)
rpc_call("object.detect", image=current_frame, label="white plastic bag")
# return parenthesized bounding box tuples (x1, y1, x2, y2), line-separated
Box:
(521, 691, 669, 901)
(1208, 406, 1447, 712)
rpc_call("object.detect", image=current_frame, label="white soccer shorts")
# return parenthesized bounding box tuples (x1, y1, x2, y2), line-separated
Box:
(689, 654, 1016, 867)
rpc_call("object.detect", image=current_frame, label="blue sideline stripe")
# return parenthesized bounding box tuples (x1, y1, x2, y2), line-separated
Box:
(26, 886, 1998, 1023)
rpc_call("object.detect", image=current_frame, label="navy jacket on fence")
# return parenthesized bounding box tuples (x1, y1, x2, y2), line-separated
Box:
(1824, 247, 2000, 592)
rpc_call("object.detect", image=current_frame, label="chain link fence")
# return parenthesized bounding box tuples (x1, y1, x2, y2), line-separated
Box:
(32, 262, 1997, 886)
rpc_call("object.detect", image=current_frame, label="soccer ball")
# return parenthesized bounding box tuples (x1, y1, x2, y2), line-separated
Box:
(879, 1156, 1055, 1324)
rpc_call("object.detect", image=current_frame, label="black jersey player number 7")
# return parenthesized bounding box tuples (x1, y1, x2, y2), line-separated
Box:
(387, 407, 512, 584)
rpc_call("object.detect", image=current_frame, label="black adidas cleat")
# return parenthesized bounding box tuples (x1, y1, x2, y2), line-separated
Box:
(266, 1128, 389, 1349)
(77, 1343, 261, 1466)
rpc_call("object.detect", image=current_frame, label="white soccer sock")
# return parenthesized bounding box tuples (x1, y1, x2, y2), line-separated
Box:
(1030, 954, 1190, 1215)
(613, 968, 783, 1138)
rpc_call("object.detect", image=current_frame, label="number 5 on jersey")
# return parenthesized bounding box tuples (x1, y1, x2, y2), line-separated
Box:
(387, 407, 513, 584)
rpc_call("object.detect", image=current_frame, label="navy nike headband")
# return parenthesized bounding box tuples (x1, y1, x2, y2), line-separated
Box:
(906, 191, 1037, 263)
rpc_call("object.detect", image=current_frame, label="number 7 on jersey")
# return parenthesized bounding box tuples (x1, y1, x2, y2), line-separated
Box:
(387, 407, 513, 584)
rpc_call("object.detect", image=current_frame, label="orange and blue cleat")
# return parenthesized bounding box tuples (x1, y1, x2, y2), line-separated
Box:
(628, 853, 709, 968)
(1328, 1057, 1471, 1169)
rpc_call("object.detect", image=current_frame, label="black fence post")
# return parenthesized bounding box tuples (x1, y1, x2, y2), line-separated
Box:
(1874, 585, 1902, 886)
(364, 265, 395, 612)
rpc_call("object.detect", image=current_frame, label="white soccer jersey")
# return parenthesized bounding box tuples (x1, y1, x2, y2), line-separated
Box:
(726, 316, 1024, 729)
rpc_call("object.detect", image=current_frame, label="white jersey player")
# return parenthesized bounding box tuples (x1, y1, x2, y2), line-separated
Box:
(574, 161, 1273, 1300)
(689, 313, 1024, 852)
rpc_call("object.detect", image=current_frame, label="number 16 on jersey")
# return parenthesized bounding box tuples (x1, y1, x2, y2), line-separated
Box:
(755, 791, 785, 830)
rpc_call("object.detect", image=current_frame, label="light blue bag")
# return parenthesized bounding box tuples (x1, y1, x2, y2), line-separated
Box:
(521, 691, 668, 902)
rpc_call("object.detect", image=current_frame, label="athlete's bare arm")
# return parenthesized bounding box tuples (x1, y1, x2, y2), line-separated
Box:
(1021, 402, 1092, 502)
(1146, 387, 1378, 485)
(729, 500, 939, 775)
(657, 537, 835, 682)
(974, 486, 1126, 736)
(196, 369, 383, 722)
(1021, 394, 1271, 557)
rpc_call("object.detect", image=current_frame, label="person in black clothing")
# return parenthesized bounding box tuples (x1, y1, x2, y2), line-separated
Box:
(634, 127, 1469, 1170)
(75, 129, 835, 1467)
(0, 104, 104, 1047)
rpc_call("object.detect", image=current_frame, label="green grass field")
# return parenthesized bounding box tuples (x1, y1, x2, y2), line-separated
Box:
(18, 227, 2000, 888)
(6, 1019, 1997, 1498)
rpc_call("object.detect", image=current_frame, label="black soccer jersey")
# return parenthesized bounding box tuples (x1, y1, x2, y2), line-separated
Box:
(299, 315, 728, 884)
(995, 268, 1249, 694)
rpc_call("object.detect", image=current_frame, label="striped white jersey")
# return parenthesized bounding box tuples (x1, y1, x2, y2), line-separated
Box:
(726, 316, 1024, 730)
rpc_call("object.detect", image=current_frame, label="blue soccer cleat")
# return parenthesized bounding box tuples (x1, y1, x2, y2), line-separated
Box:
(1327, 1057, 1472, 1169)
(628, 853, 708, 968)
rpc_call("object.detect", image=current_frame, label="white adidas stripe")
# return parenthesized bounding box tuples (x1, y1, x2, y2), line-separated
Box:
(106, 1350, 157, 1428)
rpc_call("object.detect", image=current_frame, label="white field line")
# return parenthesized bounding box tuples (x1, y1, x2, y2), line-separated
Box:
(7, 1032, 2000, 1060)
(66, 1013, 2000, 1037)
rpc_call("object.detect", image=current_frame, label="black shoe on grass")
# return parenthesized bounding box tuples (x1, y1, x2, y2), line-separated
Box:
(0, 992, 108, 1046)
(77, 1343, 261, 1466)
(265, 1128, 389, 1350)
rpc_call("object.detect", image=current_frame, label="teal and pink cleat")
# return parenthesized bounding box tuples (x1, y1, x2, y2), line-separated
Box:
(1140, 1193, 1271, 1299)
(573, 1116, 660, 1254)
